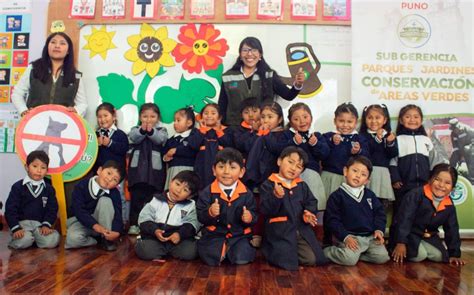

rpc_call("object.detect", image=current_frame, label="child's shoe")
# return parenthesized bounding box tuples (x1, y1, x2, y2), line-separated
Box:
(98, 237, 117, 251)
(128, 225, 140, 235)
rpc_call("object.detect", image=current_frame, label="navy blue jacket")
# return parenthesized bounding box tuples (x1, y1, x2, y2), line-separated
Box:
(282, 129, 329, 172)
(394, 185, 461, 261)
(389, 127, 434, 196)
(163, 129, 197, 168)
(322, 132, 369, 175)
(233, 122, 259, 160)
(325, 187, 386, 242)
(359, 132, 398, 167)
(245, 130, 288, 187)
(188, 126, 233, 189)
(70, 177, 123, 233)
(5, 180, 58, 232)
(197, 180, 257, 266)
(94, 128, 129, 173)
(260, 174, 328, 270)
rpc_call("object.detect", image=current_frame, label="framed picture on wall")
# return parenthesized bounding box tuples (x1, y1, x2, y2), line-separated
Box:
(291, 0, 317, 20)
(257, 0, 283, 20)
(69, 0, 96, 19)
(190, 0, 215, 19)
(160, 0, 185, 19)
(225, 0, 250, 19)
(131, 0, 157, 20)
(322, 0, 351, 21)
(102, 0, 126, 19)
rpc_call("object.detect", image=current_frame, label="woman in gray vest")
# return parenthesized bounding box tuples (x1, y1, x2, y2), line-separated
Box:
(218, 37, 305, 127)
(12, 32, 87, 117)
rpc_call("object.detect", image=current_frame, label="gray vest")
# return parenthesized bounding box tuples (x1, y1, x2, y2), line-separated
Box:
(27, 70, 81, 109)
(222, 70, 274, 127)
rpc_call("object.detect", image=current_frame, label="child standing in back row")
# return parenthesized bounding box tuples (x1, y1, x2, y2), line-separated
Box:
(359, 104, 398, 203)
(127, 103, 168, 235)
(163, 107, 197, 191)
(282, 102, 329, 209)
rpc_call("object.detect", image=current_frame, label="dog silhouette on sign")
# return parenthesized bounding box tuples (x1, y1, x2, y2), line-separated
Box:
(36, 116, 68, 167)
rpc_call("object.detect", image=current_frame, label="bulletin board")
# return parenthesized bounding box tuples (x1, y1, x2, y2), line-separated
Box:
(47, 0, 351, 64)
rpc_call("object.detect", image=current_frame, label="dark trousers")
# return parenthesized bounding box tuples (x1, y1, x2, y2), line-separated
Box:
(129, 183, 155, 226)
(135, 238, 198, 261)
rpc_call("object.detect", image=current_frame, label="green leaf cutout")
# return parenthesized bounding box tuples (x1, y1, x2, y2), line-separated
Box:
(97, 74, 136, 109)
(154, 75, 217, 123)
(205, 64, 224, 84)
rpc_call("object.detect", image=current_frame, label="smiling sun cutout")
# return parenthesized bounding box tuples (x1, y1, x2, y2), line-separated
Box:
(83, 26, 117, 60)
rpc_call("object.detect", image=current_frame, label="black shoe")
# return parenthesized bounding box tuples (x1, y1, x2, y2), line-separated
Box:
(98, 237, 117, 251)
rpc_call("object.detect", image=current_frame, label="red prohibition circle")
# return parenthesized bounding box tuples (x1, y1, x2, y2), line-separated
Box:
(15, 105, 88, 174)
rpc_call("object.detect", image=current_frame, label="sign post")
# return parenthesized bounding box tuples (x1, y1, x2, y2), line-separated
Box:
(15, 105, 88, 235)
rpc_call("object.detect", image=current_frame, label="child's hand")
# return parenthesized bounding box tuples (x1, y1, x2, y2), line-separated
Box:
(449, 257, 466, 266)
(92, 223, 107, 235)
(12, 229, 25, 239)
(392, 181, 403, 190)
(351, 142, 361, 154)
(241, 206, 252, 224)
(392, 243, 407, 263)
(168, 232, 181, 244)
(252, 120, 261, 131)
(294, 67, 305, 88)
(140, 122, 148, 132)
(163, 148, 176, 162)
(97, 135, 104, 146)
(387, 132, 396, 143)
(273, 183, 285, 199)
(308, 133, 318, 145)
(146, 123, 154, 133)
(155, 229, 168, 242)
(376, 129, 385, 141)
(303, 210, 318, 227)
(333, 133, 342, 145)
(209, 198, 220, 217)
(373, 231, 384, 245)
(294, 131, 303, 145)
(66, 106, 77, 113)
(102, 136, 111, 146)
(103, 230, 120, 241)
(344, 236, 359, 251)
(40, 226, 54, 236)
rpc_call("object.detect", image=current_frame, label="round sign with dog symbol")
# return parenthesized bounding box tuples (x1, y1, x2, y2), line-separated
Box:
(15, 105, 87, 174)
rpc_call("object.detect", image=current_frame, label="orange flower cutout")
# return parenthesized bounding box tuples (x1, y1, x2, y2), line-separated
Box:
(172, 24, 229, 74)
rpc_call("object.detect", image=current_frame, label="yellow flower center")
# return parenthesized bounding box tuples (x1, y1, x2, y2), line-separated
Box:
(192, 40, 209, 56)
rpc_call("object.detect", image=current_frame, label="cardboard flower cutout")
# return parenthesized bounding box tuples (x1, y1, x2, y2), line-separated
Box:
(125, 23, 177, 78)
(172, 24, 229, 74)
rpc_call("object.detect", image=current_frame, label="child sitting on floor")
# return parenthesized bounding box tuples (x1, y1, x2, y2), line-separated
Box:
(65, 160, 124, 251)
(5, 150, 60, 249)
(196, 148, 257, 266)
(259, 146, 328, 270)
(324, 156, 390, 266)
(135, 171, 201, 261)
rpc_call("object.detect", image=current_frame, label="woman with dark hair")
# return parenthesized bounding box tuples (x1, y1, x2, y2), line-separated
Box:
(391, 163, 465, 265)
(218, 36, 305, 127)
(12, 32, 87, 117)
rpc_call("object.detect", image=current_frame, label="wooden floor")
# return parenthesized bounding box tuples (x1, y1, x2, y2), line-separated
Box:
(0, 232, 473, 294)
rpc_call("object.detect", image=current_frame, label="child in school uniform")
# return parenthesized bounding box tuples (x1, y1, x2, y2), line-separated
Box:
(233, 97, 261, 160)
(93, 102, 129, 174)
(65, 160, 124, 251)
(391, 163, 464, 265)
(128, 103, 168, 235)
(282, 102, 329, 208)
(163, 107, 197, 191)
(94, 102, 129, 224)
(324, 156, 390, 266)
(188, 103, 233, 190)
(359, 104, 398, 204)
(5, 151, 60, 249)
(246, 102, 289, 188)
(259, 146, 328, 270)
(196, 148, 257, 266)
(135, 171, 201, 261)
(321, 102, 369, 197)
